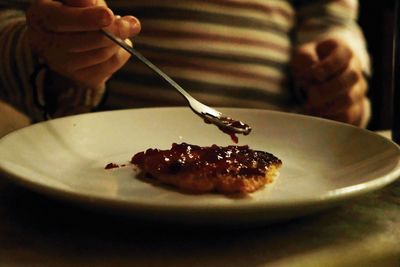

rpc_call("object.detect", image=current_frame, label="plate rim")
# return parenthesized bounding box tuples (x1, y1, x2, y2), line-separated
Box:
(1, 107, 400, 213)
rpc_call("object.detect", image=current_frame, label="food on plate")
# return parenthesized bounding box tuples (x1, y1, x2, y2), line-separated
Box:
(104, 163, 125, 169)
(131, 143, 282, 195)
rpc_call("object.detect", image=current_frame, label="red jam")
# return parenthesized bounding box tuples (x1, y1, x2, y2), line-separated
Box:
(131, 143, 281, 178)
(204, 116, 251, 143)
(104, 163, 126, 169)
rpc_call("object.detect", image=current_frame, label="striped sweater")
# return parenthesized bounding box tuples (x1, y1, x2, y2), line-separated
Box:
(0, 0, 370, 123)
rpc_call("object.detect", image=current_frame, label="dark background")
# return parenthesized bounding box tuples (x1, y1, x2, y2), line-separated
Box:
(359, 1, 395, 130)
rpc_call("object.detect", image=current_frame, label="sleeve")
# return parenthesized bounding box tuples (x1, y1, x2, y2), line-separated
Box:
(0, 8, 106, 122)
(293, 0, 371, 128)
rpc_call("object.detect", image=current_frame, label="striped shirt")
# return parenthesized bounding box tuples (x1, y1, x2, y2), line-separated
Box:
(0, 0, 370, 123)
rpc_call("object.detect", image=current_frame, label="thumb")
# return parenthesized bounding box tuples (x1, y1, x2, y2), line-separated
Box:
(316, 39, 338, 61)
(292, 42, 319, 81)
(313, 39, 352, 81)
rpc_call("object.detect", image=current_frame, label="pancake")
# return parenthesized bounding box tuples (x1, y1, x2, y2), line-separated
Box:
(131, 143, 282, 195)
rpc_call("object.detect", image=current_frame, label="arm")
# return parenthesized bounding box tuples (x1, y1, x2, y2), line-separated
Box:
(291, 0, 370, 127)
(0, 8, 43, 122)
(0, 0, 140, 121)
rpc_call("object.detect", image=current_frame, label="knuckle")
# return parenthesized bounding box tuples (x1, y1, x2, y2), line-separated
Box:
(347, 69, 360, 84)
(349, 84, 366, 103)
(107, 50, 130, 70)
(109, 53, 122, 66)
(346, 46, 354, 58)
(341, 110, 353, 123)
(360, 78, 369, 94)
(95, 47, 115, 61)
(104, 54, 127, 76)
(349, 104, 362, 123)
(116, 50, 130, 65)
(343, 91, 355, 104)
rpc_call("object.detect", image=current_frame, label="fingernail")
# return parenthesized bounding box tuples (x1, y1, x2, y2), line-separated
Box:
(131, 21, 141, 35)
(124, 16, 141, 35)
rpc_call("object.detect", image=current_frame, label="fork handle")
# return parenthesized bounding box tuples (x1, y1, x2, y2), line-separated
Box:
(101, 30, 193, 102)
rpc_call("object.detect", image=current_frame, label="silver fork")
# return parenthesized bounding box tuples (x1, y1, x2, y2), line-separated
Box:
(101, 30, 252, 136)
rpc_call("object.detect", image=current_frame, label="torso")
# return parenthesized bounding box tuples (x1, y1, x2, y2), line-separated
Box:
(105, 0, 297, 111)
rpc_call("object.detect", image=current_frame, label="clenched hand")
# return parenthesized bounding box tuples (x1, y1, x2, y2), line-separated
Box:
(292, 38, 368, 126)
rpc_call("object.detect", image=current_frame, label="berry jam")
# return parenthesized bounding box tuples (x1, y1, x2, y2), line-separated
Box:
(131, 143, 281, 178)
(204, 116, 251, 143)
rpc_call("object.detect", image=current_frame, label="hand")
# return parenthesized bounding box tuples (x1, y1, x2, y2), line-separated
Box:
(292, 38, 368, 126)
(26, 0, 141, 88)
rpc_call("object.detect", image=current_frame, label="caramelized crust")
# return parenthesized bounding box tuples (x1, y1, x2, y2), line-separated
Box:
(131, 143, 282, 195)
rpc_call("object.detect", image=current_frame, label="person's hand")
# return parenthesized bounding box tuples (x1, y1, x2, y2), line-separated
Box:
(26, 0, 141, 88)
(292, 38, 368, 126)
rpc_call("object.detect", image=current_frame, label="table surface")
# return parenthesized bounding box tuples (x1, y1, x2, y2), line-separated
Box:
(0, 131, 399, 267)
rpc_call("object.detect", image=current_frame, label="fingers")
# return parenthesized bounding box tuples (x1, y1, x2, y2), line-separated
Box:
(62, 0, 109, 8)
(26, 0, 140, 88)
(42, 16, 140, 52)
(308, 78, 367, 114)
(312, 39, 353, 82)
(306, 61, 363, 108)
(292, 38, 368, 126)
(50, 31, 109, 52)
(105, 16, 141, 41)
(306, 69, 368, 126)
(63, 0, 96, 7)
(70, 43, 132, 87)
(57, 45, 121, 73)
(46, 42, 132, 88)
(46, 37, 132, 88)
(291, 42, 319, 83)
(27, 0, 114, 32)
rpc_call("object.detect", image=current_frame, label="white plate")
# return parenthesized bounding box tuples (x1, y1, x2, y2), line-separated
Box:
(1, 107, 400, 225)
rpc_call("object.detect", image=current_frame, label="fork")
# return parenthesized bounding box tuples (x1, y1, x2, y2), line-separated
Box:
(101, 30, 252, 136)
